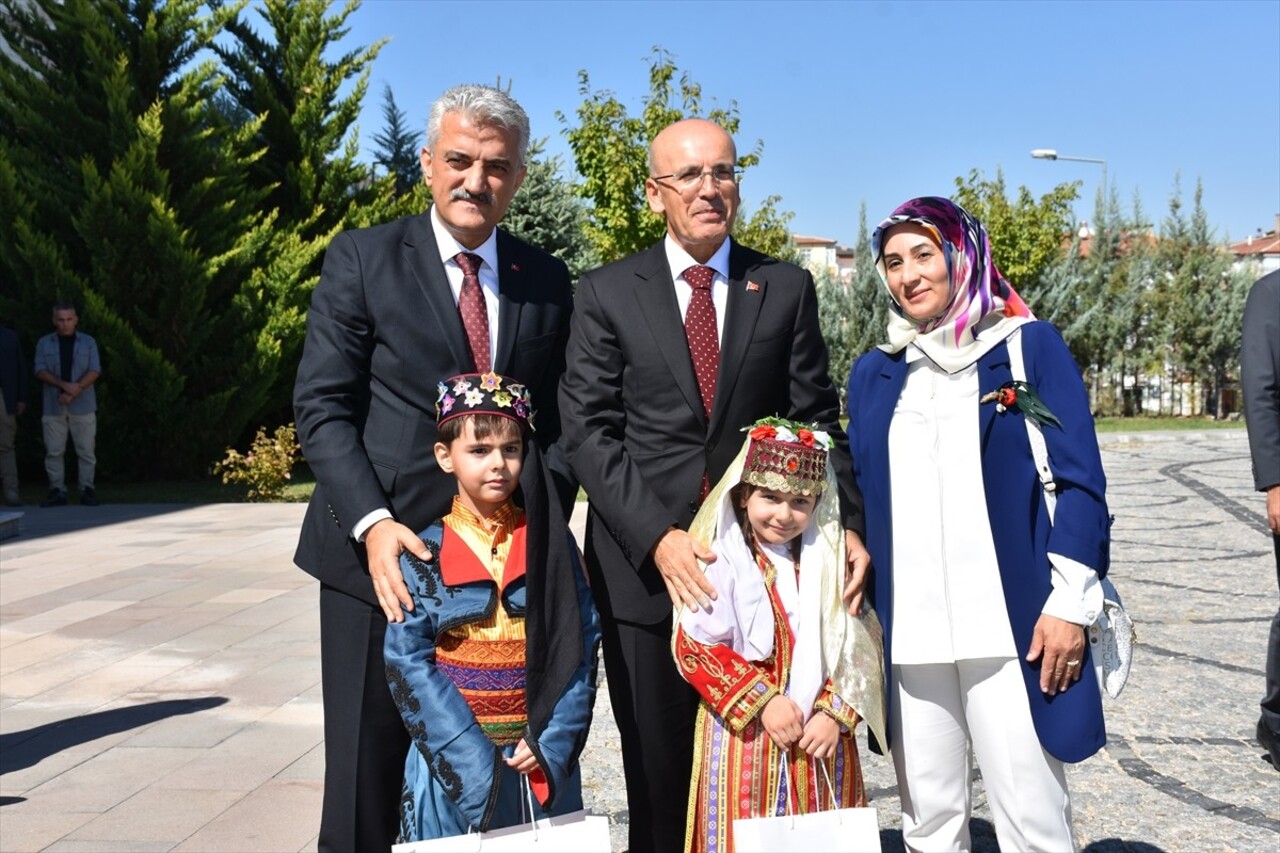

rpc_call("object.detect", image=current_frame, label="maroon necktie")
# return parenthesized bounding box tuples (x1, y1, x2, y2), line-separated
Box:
(684, 264, 719, 500)
(455, 251, 490, 373)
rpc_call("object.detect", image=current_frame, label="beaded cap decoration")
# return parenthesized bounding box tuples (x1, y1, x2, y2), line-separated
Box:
(435, 372, 535, 431)
(740, 416, 832, 496)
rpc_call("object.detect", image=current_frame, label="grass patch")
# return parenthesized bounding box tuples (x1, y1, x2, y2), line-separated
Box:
(1093, 416, 1245, 433)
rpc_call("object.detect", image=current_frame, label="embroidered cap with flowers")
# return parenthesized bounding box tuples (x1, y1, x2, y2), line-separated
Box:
(740, 416, 833, 496)
(435, 371, 535, 431)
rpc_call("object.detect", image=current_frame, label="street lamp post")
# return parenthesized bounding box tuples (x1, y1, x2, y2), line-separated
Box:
(1030, 148, 1107, 202)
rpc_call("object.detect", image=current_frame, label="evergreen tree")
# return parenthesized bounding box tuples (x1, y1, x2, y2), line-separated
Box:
(815, 270, 855, 412)
(558, 47, 796, 263)
(846, 202, 890, 360)
(0, 0, 294, 477)
(503, 140, 597, 279)
(371, 84, 421, 196)
(214, 0, 383, 232)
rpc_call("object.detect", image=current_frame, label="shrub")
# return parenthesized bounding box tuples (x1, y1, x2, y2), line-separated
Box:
(214, 423, 301, 502)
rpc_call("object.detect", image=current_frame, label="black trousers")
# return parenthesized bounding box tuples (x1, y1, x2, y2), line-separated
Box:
(318, 583, 410, 853)
(1262, 534, 1280, 741)
(600, 610, 700, 853)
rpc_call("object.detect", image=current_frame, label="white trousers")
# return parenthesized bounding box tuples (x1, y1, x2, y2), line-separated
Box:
(42, 411, 96, 491)
(892, 658, 1074, 853)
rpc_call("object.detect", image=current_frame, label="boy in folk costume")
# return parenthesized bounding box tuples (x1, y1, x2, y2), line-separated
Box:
(674, 417, 887, 853)
(384, 373, 601, 843)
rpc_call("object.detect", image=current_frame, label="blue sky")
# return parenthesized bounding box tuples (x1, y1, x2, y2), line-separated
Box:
(335, 0, 1279, 249)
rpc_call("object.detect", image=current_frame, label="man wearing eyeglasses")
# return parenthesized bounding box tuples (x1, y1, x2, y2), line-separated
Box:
(560, 118, 869, 853)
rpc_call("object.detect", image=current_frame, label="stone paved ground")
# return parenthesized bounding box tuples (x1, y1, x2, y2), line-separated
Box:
(1, 430, 1276, 851)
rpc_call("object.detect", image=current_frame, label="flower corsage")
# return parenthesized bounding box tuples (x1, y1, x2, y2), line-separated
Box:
(980, 381, 1062, 428)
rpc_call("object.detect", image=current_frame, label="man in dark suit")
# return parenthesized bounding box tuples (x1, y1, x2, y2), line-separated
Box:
(1242, 268, 1280, 771)
(559, 118, 869, 852)
(293, 84, 574, 852)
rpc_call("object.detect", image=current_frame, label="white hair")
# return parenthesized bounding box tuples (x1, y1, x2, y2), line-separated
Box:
(426, 84, 530, 166)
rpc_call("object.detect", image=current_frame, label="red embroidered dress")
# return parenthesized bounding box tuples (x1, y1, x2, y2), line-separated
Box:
(674, 546, 866, 853)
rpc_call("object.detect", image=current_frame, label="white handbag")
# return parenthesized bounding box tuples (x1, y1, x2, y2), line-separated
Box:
(392, 776, 612, 853)
(1008, 329, 1135, 699)
(732, 760, 881, 853)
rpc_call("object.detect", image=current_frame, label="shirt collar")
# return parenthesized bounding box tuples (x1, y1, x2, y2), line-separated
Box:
(430, 205, 500, 274)
(448, 495, 519, 533)
(664, 234, 731, 283)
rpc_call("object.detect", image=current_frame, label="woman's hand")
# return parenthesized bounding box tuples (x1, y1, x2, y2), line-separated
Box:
(1026, 614, 1087, 696)
(798, 711, 841, 759)
(504, 739, 539, 775)
(761, 695, 805, 750)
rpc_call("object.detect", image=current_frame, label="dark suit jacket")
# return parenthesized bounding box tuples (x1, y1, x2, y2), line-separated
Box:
(293, 211, 574, 604)
(1243, 269, 1280, 492)
(559, 239, 864, 625)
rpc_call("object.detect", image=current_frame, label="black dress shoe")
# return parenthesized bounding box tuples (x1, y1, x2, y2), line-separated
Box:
(40, 489, 67, 508)
(79, 487, 99, 506)
(1259, 718, 1280, 771)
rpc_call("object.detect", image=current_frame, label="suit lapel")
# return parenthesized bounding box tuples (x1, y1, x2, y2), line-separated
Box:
(709, 240, 765, 435)
(405, 213, 473, 371)
(633, 243, 706, 423)
(493, 230, 525, 373)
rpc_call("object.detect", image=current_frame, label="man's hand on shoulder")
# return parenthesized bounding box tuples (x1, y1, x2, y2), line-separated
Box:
(365, 519, 432, 622)
(652, 528, 718, 611)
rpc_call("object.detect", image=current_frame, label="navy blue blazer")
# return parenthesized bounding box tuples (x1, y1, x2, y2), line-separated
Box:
(846, 321, 1109, 763)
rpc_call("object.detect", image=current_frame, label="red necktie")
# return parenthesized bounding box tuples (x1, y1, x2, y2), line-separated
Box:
(684, 264, 719, 500)
(455, 252, 490, 373)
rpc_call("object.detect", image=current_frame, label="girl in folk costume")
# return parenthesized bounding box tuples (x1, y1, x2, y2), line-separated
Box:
(673, 417, 887, 853)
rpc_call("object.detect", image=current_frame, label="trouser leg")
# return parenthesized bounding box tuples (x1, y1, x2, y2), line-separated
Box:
(960, 657, 1074, 853)
(0, 408, 18, 500)
(67, 412, 96, 490)
(1260, 535, 1280, 746)
(892, 663, 972, 852)
(317, 583, 409, 853)
(600, 610, 698, 853)
(41, 413, 68, 491)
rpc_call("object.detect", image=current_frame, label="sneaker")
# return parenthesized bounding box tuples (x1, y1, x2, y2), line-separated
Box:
(40, 488, 68, 508)
(79, 487, 99, 507)
(1259, 718, 1280, 771)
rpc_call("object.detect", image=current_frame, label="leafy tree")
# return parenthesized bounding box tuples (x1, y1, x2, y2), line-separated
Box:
(503, 140, 597, 279)
(558, 47, 796, 263)
(371, 84, 421, 196)
(0, 0, 292, 477)
(952, 168, 1079, 298)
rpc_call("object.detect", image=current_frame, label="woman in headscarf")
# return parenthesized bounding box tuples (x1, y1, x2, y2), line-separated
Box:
(845, 197, 1111, 851)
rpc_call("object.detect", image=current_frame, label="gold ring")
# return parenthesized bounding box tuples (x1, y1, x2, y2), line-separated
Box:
(1065, 660, 1080, 667)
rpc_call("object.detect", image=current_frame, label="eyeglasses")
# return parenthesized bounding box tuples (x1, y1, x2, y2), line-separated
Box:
(650, 166, 742, 192)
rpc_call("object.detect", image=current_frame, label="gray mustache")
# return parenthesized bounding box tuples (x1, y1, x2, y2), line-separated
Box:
(451, 188, 493, 205)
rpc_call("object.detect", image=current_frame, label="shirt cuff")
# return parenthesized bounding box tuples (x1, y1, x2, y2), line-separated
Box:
(1042, 551, 1103, 625)
(353, 508, 393, 542)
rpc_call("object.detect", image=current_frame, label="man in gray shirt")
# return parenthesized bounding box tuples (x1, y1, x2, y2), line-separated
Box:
(33, 303, 102, 506)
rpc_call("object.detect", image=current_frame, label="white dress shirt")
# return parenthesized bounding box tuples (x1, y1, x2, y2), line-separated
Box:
(888, 347, 1101, 664)
(351, 207, 502, 543)
(663, 235, 729, 344)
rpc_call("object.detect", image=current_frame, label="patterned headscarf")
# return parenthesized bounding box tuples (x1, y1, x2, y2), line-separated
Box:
(872, 196, 1034, 372)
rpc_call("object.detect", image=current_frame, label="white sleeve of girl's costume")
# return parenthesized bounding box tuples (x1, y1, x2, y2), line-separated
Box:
(679, 550, 775, 661)
(1042, 552, 1103, 625)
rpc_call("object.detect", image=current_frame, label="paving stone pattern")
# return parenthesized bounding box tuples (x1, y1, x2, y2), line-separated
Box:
(0, 430, 1275, 851)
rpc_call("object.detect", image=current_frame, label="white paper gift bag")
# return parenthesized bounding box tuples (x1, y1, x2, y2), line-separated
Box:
(732, 759, 881, 853)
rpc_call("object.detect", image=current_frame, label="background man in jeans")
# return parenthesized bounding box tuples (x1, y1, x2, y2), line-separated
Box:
(33, 302, 101, 506)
